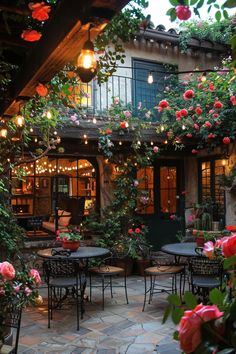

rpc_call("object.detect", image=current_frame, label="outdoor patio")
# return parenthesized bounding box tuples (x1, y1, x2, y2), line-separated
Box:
(18, 275, 180, 354)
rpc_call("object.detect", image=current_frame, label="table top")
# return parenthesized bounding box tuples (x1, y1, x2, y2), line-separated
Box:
(161, 242, 198, 257)
(37, 246, 110, 260)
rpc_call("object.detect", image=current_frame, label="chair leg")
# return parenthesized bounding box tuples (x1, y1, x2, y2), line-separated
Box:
(76, 282, 80, 330)
(89, 273, 92, 302)
(102, 276, 105, 310)
(149, 275, 155, 304)
(48, 285, 51, 328)
(142, 273, 148, 312)
(110, 276, 113, 298)
(124, 274, 129, 304)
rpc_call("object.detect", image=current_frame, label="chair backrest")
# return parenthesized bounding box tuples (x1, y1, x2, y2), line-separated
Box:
(189, 257, 222, 277)
(3, 303, 22, 353)
(60, 197, 85, 225)
(43, 259, 79, 280)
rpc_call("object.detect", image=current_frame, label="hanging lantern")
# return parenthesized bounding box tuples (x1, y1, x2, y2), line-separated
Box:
(147, 71, 154, 84)
(77, 29, 97, 83)
(15, 114, 25, 127)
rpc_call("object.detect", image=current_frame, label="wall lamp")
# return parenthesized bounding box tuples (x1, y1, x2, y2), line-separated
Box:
(77, 26, 97, 83)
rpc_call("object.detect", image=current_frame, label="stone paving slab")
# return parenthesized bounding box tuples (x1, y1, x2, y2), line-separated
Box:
(18, 276, 180, 354)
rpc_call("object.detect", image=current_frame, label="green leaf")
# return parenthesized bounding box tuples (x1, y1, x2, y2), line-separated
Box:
(230, 34, 236, 51)
(197, 0, 204, 8)
(173, 330, 179, 340)
(183, 291, 198, 309)
(169, 0, 179, 5)
(162, 304, 171, 323)
(171, 307, 184, 324)
(190, 0, 199, 4)
(223, 255, 236, 269)
(209, 288, 224, 306)
(215, 10, 222, 21)
(168, 293, 182, 306)
(214, 3, 220, 8)
(217, 349, 236, 354)
(223, 9, 229, 18)
(223, 0, 236, 8)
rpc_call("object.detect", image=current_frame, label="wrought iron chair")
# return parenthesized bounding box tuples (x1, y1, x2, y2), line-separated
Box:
(188, 256, 223, 302)
(43, 258, 86, 330)
(88, 251, 129, 310)
(1, 303, 22, 354)
(142, 253, 185, 311)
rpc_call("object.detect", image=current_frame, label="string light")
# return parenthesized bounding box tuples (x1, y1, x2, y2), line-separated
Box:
(46, 110, 52, 119)
(119, 141, 122, 145)
(160, 125, 165, 132)
(83, 134, 87, 139)
(147, 71, 154, 84)
(92, 117, 97, 124)
(150, 141, 154, 145)
(0, 128, 7, 138)
(53, 131, 57, 135)
(182, 124, 186, 130)
(201, 72, 207, 82)
(30, 127, 33, 132)
(15, 114, 25, 127)
(85, 140, 88, 144)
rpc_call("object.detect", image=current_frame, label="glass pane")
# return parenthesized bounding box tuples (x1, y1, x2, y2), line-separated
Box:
(160, 166, 177, 214)
(214, 160, 225, 218)
(136, 167, 154, 214)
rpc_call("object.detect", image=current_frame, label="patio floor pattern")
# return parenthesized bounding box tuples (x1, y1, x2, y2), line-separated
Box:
(18, 276, 181, 354)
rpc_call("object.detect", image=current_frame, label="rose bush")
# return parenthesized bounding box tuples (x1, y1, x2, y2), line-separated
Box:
(0, 261, 41, 341)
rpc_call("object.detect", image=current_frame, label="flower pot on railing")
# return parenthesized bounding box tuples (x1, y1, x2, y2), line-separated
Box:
(62, 240, 80, 252)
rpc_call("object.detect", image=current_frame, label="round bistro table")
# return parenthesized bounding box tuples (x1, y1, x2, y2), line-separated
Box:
(37, 246, 110, 260)
(161, 242, 200, 263)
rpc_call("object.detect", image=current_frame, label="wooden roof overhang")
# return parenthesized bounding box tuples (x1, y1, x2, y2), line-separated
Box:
(0, 0, 130, 117)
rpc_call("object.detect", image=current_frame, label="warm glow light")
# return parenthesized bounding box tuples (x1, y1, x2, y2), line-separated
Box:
(46, 111, 52, 119)
(160, 125, 165, 132)
(0, 128, 7, 138)
(222, 159, 226, 166)
(147, 71, 154, 84)
(15, 115, 25, 127)
(201, 72, 207, 82)
(77, 35, 97, 83)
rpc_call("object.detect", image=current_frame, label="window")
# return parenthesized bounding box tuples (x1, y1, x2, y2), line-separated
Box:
(136, 167, 154, 214)
(199, 159, 226, 220)
(160, 166, 177, 214)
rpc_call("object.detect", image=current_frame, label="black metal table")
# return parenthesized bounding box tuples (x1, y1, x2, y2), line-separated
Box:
(161, 242, 199, 263)
(37, 246, 110, 260)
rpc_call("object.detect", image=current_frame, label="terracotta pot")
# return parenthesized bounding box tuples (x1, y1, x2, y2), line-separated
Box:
(62, 240, 80, 252)
(135, 258, 151, 276)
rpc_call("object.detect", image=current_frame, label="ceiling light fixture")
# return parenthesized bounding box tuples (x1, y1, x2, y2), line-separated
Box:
(77, 26, 97, 83)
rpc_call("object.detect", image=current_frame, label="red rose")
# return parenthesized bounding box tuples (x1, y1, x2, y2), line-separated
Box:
(226, 225, 236, 232)
(29, 2, 51, 21)
(214, 101, 223, 109)
(128, 229, 133, 234)
(222, 234, 236, 258)
(183, 89, 194, 100)
(208, 83, 215, 91)
(180, 109, 188, 117)
(212, 113, 219, 118)
(176, 5, 191, 20)
(193, 124, 199, 130)
(204, 121, 212, 128)
(141, 225, 145, 229)
(186, 133, 192, 138)
(230, 96, 236, 106)
(195, 107, 202, 115)
(175, 111, 181, 119)
(120, 121, 128, 129)
(192, 149, 198, 154)
(105, 128, 112, 135)
(223, 136, 230, 144)
(215, 120, 222, 126)
(36, 83, 48, 97)
(208, 133, 216, 139)
(135, 228, 141, 234)
(159, 100, 169, 108)
(21, 29, 42, 42)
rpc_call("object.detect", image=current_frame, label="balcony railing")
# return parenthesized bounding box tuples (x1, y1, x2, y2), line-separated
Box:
(76, 75, 163, 120)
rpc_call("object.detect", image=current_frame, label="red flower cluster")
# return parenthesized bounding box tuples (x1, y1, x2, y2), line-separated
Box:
(21, 29, 42, 42)
(29, 2, 51, 21)
(223, 136, 230, 144)
(230, 96, 236, 106)
(176, 5, 191, 20)
(105, 128, 112, 135)
(120, 121, 128, 129)
(214, 101, 223, 110)
(158, 99, 169, 112)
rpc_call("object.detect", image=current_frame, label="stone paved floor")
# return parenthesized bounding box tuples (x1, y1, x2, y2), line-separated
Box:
(18, 276, 181, 354)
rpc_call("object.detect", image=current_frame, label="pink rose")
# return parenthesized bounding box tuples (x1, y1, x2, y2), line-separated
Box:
(0, 261, 15, 280)
(170, 214, 176, 220)
(203, 241, 215, 259)
(128, 229, 133, 234)
(29, 269, 41, 286)
(124, 110, 132, 118)
(176, 5, 191, 20)
(153, 146, 159, 153)
(24, 287, 32, 296)
(179, 304, 223, 353)
(113, 96, 119, 105)
(204, 121, 212, 129)
(135, 228, 141, 234)
(133, 180, 139, 187)
(223, 137, 230, 145)
(222, 234, 236, 258)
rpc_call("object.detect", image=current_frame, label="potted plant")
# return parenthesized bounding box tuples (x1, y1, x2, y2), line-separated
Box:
(56, 225, 82, 251)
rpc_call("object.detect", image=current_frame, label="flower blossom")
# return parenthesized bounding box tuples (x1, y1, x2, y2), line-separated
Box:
(29, 2, 51, 21)
(179, 304, 223, 353)
(113, 96, 119, 105)
(183, 89, 194, 100)
(0, 261, 15, 280)
(21, 29, 42, 42)
(124, 110, 132, 118)
(120, 121, 128, 129)
(223, 137, 230, 144)
(195, 107, 202, 115)
(36, 83, 48, 97)
(222, 233, 236, 258)
(180, 109, 188, 117)
(176, 5, 191, 20)
(214, 101, 223, 109)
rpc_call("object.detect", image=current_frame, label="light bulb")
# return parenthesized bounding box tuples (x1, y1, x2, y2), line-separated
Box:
(201, 72, 207, 82)
(46, 111, 52, 119)
(93, 117, 97, 124)
(0, 128, 7, 138)
(147, 72, 154, 84)
(77, 38, 97, 83)
(15, 115, 25, 127)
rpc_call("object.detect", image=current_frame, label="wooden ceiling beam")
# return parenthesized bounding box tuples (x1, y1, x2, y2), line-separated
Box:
(0, 0, 129, 117)
(0, 3, 30, 16)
